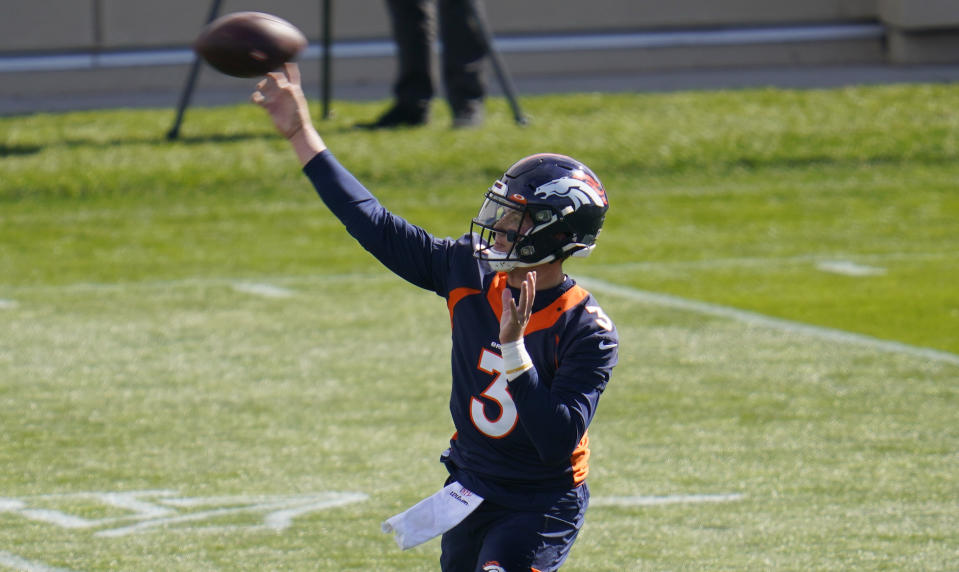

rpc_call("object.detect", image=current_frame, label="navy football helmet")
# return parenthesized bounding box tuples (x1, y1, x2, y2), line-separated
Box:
(471, 153, 608, 271)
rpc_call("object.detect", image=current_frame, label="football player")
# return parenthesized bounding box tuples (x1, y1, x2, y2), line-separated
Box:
(253, 64, 618, 572)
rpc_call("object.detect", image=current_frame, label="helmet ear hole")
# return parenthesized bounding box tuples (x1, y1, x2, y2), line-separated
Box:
(533, 209, 552, 223)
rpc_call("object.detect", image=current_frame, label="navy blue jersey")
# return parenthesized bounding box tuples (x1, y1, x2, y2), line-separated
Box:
(304, 152, 618, 509)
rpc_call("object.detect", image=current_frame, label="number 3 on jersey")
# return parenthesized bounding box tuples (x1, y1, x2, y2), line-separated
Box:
(470, 349, 518, 438)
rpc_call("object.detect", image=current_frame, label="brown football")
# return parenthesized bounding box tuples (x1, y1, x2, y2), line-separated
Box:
(193, 11, 307, 78)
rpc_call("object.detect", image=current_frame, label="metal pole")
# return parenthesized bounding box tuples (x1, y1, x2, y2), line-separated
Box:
(321, 0, 333, 119)
(167, 0, 223, 140)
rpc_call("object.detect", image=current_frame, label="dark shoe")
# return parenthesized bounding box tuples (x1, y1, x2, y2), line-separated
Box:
(356, 103, 429, 129)
(451, 100, 484, 129)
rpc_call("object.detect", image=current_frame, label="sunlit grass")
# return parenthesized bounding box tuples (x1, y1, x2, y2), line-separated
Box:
(1, 85, 958, 570)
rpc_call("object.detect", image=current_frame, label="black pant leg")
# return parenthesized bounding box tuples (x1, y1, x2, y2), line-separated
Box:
(437, 0, 488, 111)
(386, 0, 436, 107)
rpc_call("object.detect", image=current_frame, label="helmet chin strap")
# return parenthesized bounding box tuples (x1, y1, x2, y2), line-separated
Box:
(485, 248, 557, 272)
(487, 259, 519, 272)
(484, 248, 519, 272)
(569, 244, 596, 258)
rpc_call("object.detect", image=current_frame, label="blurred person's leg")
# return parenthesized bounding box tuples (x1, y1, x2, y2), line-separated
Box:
(439, 0, 488, 127)
(365, 0, 434, 127)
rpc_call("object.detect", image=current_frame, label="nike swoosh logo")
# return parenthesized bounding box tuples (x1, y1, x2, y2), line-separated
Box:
(599, 341, 618, 350)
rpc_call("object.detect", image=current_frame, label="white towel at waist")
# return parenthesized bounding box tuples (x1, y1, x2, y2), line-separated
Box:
(381, 481, 484, 550)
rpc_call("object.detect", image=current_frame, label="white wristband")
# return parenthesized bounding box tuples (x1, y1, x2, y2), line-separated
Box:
(501, 339, 533, 381)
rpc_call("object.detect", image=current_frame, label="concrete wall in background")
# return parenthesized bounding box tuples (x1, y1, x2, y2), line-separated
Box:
(879, 0, 959, 63)
(0, 0, 884, 51)
(0, 0, 957, 104)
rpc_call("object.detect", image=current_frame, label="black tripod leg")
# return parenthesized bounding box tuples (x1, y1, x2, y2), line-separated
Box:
(464, 0, 526, 125)
(167, 0, 223, 140)
(321, 0, 333, 119)
(167, 58, 204, 140)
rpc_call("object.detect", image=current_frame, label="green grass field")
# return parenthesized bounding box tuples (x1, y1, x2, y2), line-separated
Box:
(1, 83, 958, 570)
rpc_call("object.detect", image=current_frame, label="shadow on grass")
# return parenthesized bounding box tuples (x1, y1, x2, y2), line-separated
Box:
(1, 132, 283, 156)
(5, 124, 364, 154)
(163, 121, 365, 143)
(0, 143, 43, 157)
(166, 132, 278, 145)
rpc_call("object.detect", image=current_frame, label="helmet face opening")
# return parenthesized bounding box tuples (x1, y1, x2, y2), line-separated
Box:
(470, 182, 542, 271)
(471, 153, 609, 272)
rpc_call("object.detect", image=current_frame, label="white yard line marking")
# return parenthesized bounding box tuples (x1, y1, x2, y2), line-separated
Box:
(263, 494, 371, 532)
(7, 490, 178, 529)
(589, 251, 948, 272)
(0, 252, 950, 295)
(816, 260, 886, 276)
(0, 551, 77, 572)
(0, 500, 25, 511)
(0, 273, 384, 295)
(95, 492, 369, 537)
(3, 490, 369, 538)
(592, 493, 745, 507)
(3, 272, 955, 366)
(578, 277, 959, 367)
(231, 282, 295, 298)
(17, 509, 93, 529)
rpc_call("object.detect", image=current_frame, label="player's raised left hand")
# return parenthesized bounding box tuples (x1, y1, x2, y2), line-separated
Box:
(500, 270, 535, 343)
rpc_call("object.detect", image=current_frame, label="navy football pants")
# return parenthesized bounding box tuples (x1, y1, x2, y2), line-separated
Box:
(439, 484, 588, 572)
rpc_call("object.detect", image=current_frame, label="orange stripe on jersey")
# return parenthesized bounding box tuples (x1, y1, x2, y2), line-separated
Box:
(447, 286, 482, 326)
(571, 431, 590, 486)
(525, 285, 589, 335)
(486, 273, 591, 336)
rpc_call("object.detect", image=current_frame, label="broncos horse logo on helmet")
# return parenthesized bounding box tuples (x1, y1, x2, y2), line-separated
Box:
(533, 176, 607, 209)
(471, 153, 609, 271)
